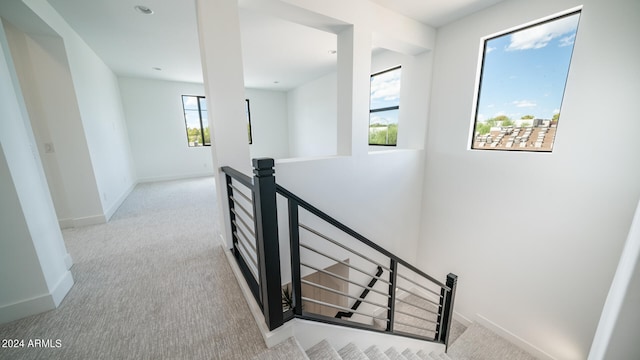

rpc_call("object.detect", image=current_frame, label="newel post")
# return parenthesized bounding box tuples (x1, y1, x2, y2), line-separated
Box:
(440, 273, 458, 351)
(252, 158, 283, 330)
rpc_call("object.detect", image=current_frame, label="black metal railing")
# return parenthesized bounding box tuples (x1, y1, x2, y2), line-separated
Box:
(221, 158, 457, 348)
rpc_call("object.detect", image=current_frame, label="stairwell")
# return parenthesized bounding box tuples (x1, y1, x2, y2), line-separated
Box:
(299, 320, 539, 360)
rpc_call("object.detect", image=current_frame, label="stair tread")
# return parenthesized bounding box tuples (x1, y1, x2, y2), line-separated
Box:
(385, 347, 409, 360)
(364, 345, 391, 360)
(415, 349, 433, 360)
(338, 343, 369, 360)
(306, 340, 342, 360)
(401, 348, 422, 360)
(429, 351, 452, 360)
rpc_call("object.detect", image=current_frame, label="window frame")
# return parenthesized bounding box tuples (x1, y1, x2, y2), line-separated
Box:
(369, 65, 401, 147)
(469, 9, 581, 152)
(182, 95, 210, 147)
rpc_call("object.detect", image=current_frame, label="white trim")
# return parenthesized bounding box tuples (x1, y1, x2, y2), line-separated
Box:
(104, 182, 136, 221)
(0, 293, 54, 325)
(137, 172, 214, 184)
(50, 270, 74, 307)
(587, 199, 640, 360)
(0, 270, 74, 325)
(59, 218, 74, 229)
(475, 314, 556, 360)
(64, 253, 73, 270)
(72, 214, 106, 227)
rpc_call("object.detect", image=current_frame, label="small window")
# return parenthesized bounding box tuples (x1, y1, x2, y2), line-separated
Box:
(471, 11, 581, 152)
(182, 96, 252, 146)
(369, 66, 401, 146)
(182, 95, 210, 147)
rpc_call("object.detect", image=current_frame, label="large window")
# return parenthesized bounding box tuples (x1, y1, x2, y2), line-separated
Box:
(471, 11, 581, 152)
(369, 66, 401, 146)
(182, 95, 210, 147)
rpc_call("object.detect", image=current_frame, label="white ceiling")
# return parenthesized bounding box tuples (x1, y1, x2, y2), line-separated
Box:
(46, 0, 504, 90)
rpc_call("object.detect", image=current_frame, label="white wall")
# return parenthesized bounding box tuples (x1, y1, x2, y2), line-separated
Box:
(14, 0, 137, 222)
(3, 21, 104, 228)
(246, 88, 289, 159)
(0, 17, 73, 323)
(419, 0, 640, 359)
(287, 72, 337, 158)
(118, 77, 214, 182)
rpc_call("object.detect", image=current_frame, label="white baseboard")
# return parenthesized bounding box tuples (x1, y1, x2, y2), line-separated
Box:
(475, 314, 556, 360)
(0, 294, 55, 325)
(0, 270, 74, 325)
(59, 218, 74, 229)
(453, 311, 473, 327)
(64, 253, 73, 270)
(59, 214, 105, 229)
(50, 270, 74, 307)
(104, 182, 136, 221)
(137, 172, 214, 183)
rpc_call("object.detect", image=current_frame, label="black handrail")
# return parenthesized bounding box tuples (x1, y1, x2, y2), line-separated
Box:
(220, 158, 457, 347)
(276, 184, 449, 290)
(335, 266, 384, 319)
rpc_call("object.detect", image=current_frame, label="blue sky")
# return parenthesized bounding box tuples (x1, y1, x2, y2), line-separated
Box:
(370, 67, 401, 126)
(475, 13, 580, 123)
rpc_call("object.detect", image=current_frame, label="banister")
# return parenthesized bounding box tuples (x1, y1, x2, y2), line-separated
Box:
(220, 159, 457, 347)
(276, 183, 449, 290)
(221, 166, 253, 188)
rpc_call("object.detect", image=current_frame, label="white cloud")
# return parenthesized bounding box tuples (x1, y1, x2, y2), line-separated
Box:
(513, 100, 537, 107)
(486, 46, 496, 54)
(553, 108, 560, 114)
(506, 14, 580, 51)
(559, 34, 576, 47)
(371, 69, 401, 104)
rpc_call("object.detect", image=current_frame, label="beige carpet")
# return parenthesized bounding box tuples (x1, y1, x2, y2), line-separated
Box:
(0, 177, 305, 360)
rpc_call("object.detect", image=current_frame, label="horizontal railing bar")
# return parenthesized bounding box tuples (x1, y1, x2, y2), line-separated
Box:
(230, 197, 254, 221)
(236, 230, 257, 260)
(277, 184, 448, 290)
(301, 297, 390, 321)
(395, 286, 442, 307)
(231, 209, 256, 238)
(395, 297, 439, 316)
(233, 222, 256, 254)
(300, 263, 390, 299)
(301, 280, 390, 311)
(222, 166, 253, 188)
(299, 223, 392, 272)
(237, 241, 259, 280)
(229, 183, 252, 204)
(236, 233, 257, 263)
(394, 309, 439, 325)
(393, 320, 437, 333)
(300, 244, 391, 286)
(397, 272, 443, 298)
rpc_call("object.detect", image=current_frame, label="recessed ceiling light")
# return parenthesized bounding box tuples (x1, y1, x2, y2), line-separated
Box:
(328, 50, 337, 55)
(152, 67, 162, 71)
(134, 5, 154, 15)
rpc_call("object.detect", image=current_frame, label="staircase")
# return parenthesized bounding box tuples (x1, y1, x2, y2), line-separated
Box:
(306, 340, 452, 360)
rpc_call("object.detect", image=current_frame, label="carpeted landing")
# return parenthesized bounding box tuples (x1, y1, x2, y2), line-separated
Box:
(0, 177, 305, 359)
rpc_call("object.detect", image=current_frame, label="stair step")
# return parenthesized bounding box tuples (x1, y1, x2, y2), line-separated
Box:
(364, 345, 391, 360)
(429, 350, 452, 360)
(338, 343, 369, 360)
(306, 340, 342, 360)
(401, 348, 422, 360)
(385, 347, 409, 360)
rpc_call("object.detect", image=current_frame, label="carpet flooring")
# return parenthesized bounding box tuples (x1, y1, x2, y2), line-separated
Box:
(0, 177, 305, 360)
